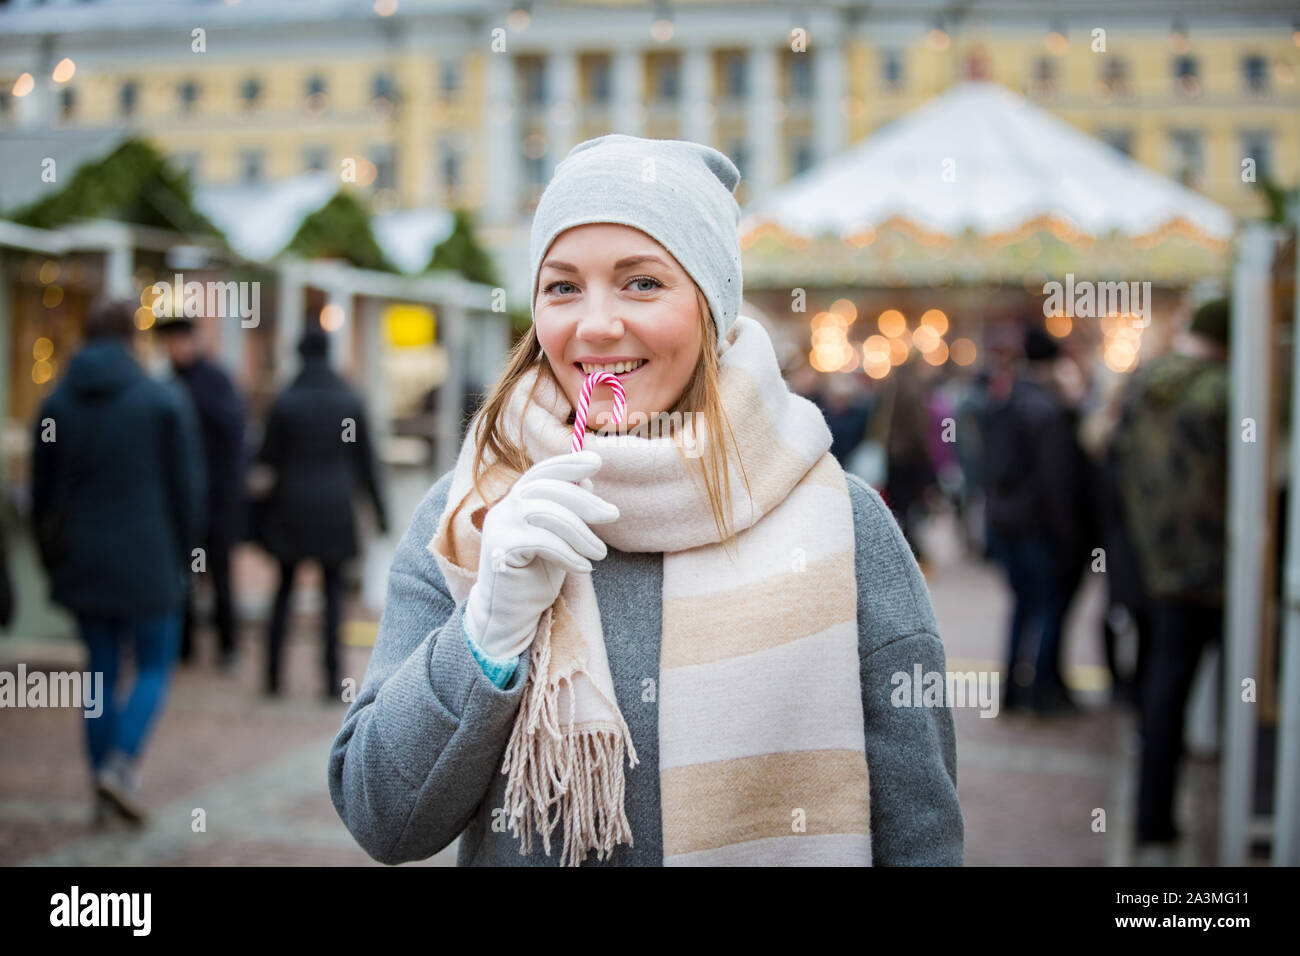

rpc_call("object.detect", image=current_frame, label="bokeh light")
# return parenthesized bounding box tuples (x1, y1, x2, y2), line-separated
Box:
(320, 304, 346, 331)
(829, 298, 858, 323)
(920, 308, 949, 335)
(878, 309, 906, 337)
(912, 324, 941, 352)
(923, 340, 950, 365)
(1046, 313, 1072, 337)
(950, 338, 978, 366)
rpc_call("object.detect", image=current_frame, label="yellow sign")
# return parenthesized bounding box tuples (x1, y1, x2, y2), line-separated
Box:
(383, 303, 436, 347)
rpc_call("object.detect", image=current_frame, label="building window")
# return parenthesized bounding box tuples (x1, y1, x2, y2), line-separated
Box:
(119, 80, 137, 117)
(372, 72, 396, 104)
(722, 52, 747, 100)
(59, 86, 76, 121)
(370, 144, 396, 191)
(1168, 130, 1204, 189)
(790, 137, 813, 176)
(788, 55, 811, 100)
(521, 59, 546, 106)
(439, 137, 462, 194)
(306, 74, 327, 112)
(1174, 56, 1200, 97)
(178, 79, 199, 114)
(240, 76, 262, 110)
(652, 55, 678, 101)
(1099, 128, 1133, 157)
(882, 50, 904, 91)
(964, 49, 990, 81)
(587, 56, 611, 104)
(239, 149, 264, 184)
(1031, 56, 1057, 95)
(1100, 57, 1130, 97)
(525, 152, 547, 188)
(303, 146, 328, 172)
(439, 59, 460, 104)
(1242, 54, 1269, 95)
(1240, 129, 1274, 181)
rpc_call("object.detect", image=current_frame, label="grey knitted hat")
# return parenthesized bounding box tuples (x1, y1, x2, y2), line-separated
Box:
(528, 133, 744, 351)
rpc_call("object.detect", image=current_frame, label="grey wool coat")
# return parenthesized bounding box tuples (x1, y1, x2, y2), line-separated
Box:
(328, 468, 965, 866)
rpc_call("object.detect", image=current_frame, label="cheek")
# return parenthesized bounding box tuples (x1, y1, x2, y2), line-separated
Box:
(534, 319, 569, 368)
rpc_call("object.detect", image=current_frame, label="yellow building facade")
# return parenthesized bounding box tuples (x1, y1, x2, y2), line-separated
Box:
(2, 3, 1297, 225)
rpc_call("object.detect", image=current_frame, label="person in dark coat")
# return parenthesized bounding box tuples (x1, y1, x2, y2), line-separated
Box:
(30, 299, 205, 826)
(1081, 376, 1151, 710)
(978, 327, 1086, 715)
(156, 315, 246, 671)
(0, 481, 14, 631)
(1112, 299, 1229, 859)
(810, 373, 873, 467)
(885, 361, 937, 558)
(257, 326, 388, 699)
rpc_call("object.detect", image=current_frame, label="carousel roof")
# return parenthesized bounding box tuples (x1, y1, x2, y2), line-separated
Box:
(740, 81, 1234, 244)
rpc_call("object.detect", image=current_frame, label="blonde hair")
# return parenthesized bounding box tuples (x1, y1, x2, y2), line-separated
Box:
(469, 286, 752, 557)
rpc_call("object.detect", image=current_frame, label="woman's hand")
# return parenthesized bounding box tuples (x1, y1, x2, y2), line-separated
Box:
(463, 450, 619, 661)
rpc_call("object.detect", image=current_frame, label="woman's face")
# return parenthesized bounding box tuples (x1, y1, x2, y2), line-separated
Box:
(534, 223, 703, 430)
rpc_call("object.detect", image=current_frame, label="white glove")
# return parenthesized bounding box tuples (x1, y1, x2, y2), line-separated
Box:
(463, 450, 619, 661)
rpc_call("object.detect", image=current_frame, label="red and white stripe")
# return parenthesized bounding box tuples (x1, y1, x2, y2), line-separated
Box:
(571, 370, 627, 453)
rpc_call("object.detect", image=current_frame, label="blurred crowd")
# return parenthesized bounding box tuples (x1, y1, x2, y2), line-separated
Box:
(2, 295, 1232, 860)
(791, 298, 1231, 859)
(18, 299, 388, 828)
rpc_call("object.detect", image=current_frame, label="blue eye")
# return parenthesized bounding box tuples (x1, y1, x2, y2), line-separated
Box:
(543, 281, 577, 295)
(630, 276, 663, 292)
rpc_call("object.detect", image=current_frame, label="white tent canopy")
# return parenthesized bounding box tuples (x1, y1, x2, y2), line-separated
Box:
(371, 207, 455, 274)
(194, 172, 337, 262)
(193, 172, 453, 272)
(740, 81, 1234, 242)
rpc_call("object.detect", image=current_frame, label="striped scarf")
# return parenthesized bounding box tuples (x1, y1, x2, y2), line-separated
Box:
(429, 315, 871, 865)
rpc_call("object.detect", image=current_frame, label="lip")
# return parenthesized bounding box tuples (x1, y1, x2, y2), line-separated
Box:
(573, 359, 649, 383)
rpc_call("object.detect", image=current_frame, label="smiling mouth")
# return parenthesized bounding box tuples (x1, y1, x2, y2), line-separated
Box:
(574, 360, 649, 381)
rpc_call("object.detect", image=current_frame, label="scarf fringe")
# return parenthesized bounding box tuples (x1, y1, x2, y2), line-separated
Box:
(500, 607, 639, 867)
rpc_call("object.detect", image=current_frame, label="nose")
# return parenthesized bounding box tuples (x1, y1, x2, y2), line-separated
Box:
(575, 288, 626, 343)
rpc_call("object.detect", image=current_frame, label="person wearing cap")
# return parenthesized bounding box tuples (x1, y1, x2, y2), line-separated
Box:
(256, 325, 389, 700)
(155, 315, 247, 673)
(1111, 298, 1229, 863)
(329, 134, 963, 867)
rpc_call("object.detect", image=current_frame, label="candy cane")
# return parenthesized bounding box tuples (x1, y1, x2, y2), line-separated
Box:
(571, 370, 627, 453)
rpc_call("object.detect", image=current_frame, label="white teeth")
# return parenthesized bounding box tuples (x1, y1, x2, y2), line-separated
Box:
(580, 359, 646, 375)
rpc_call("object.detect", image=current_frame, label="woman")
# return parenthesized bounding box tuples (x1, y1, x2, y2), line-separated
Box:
(329, 134, 963, 866)
(256, 327, 388, 699)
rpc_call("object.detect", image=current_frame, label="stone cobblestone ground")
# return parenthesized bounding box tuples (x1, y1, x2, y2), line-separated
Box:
(0, 517, 1218, 867)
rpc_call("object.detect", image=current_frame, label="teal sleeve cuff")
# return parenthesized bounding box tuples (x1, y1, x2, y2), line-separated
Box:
(465, 629, 520, 690)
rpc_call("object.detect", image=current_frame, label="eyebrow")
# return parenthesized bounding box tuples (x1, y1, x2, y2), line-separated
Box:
(540, 255, 671, 274)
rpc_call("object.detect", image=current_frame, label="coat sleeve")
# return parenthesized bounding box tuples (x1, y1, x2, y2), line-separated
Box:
(163, 384, 208, 556)
(846, 473, 965, 866)
(255, 397, 286, 471)
(349, 399, 389, 534)
(327, 470, 530, 864)
(29, 400, 58, 567)
(213, 371, 246, 481)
